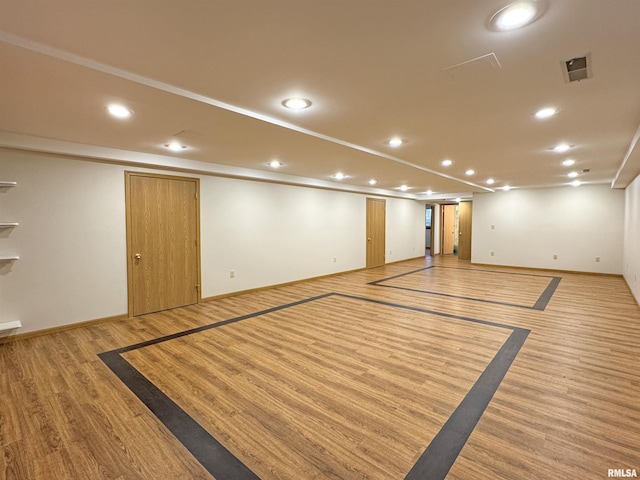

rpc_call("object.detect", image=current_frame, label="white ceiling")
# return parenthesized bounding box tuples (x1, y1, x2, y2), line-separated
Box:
(1, 0, 640, 200)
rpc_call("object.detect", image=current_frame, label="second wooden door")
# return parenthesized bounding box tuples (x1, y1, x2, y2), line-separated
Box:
(442, 204, 456, 255)
(458, 201, 472, 260)
(366, 198, 386, 268)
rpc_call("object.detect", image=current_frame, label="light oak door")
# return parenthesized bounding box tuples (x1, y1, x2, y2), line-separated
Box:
(366, 198, 386, 268)
(442, 204, 456, 255)
(126, 173, 200, 316)
(458, 201, 472, 260)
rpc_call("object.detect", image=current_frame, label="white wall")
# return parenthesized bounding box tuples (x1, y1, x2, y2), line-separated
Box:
(0, 149, 425, 334)
(200, 176, 367, 295)
(386, 198, 426, 263)
(0, 152, 129, 334)
(472, 185, 624, 274)
(623, 174, 640, 303)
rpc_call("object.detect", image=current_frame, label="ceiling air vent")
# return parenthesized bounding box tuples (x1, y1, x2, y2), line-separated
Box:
(563, 53, 592, 83)
(444, 53, 502, 80)
(173, 129, 201, 139)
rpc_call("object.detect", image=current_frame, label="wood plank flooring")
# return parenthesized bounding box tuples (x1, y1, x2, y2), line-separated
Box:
(1, 256, 639, 479)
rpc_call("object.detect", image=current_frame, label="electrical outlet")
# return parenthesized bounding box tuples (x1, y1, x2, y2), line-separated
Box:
(553, 255, 558, 260)
(491, 251, 495, 256)
(491, 225, 495, 230)
(333, 257, 336, 263)
(595, 256, 600, 263)
(230, 270, 235, 278)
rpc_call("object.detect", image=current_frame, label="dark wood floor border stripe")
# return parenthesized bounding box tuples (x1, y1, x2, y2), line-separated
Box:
(99, 292, 530, 480)
(98, 350, 260, 480)
(403, 328, 530, 480)
(369, 265, 559, 285)
(335, 293, 520, 330)
(532, 276, 562, 310)
(369, 266, 561, 311)
(111, 293, 335, 355)
(433, 265, 561, 279)
(367, 266, 436, 284)
(368, 284, 541, 310)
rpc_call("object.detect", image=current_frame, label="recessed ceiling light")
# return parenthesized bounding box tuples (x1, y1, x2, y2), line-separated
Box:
(282, 98, 312, 109)
(387, 137, 404, 148)
(490, 1, 541, 31)
(441, 159, 453, 167)
(486, 178, 495, 185)
(399, 185, 409, 191)
(465, 169, 476, 176)
(535, 107, 557, 119)
(368, 179, 378, 185)
(164, 142, 187, 152)
(568, 171, 579, 178)
(502, 185, 512, 191)
(268, 160, 282, 168)
(562, 159, 576, 167)
(107, 104, 133, 119)
(552, 143, 572, 153)
(332, 172, 347, 180)
(571, 180, 581, 187)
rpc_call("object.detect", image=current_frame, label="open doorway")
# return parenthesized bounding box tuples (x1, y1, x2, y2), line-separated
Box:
(440, 202, 472, 259)
(425, 205, 434, 256)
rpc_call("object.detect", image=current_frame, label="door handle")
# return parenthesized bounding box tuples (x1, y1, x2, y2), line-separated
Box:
(367, 238, 371, 241)
(134, 253, 142, 259)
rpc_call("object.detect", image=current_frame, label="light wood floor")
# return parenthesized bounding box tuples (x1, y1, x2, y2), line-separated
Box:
(1, 256, 639, 479)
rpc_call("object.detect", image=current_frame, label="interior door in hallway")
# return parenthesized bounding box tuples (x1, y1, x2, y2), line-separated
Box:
(366, 198, 386, 268)
(442, 204, 456, 255)
(126, 173, 200, 316)
(457, 201, 472, 260)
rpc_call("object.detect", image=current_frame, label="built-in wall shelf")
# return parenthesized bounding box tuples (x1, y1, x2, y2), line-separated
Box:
(0, 183, 19, 266)
(1, 181, 19, 334)
(0, 321, 22, 332)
